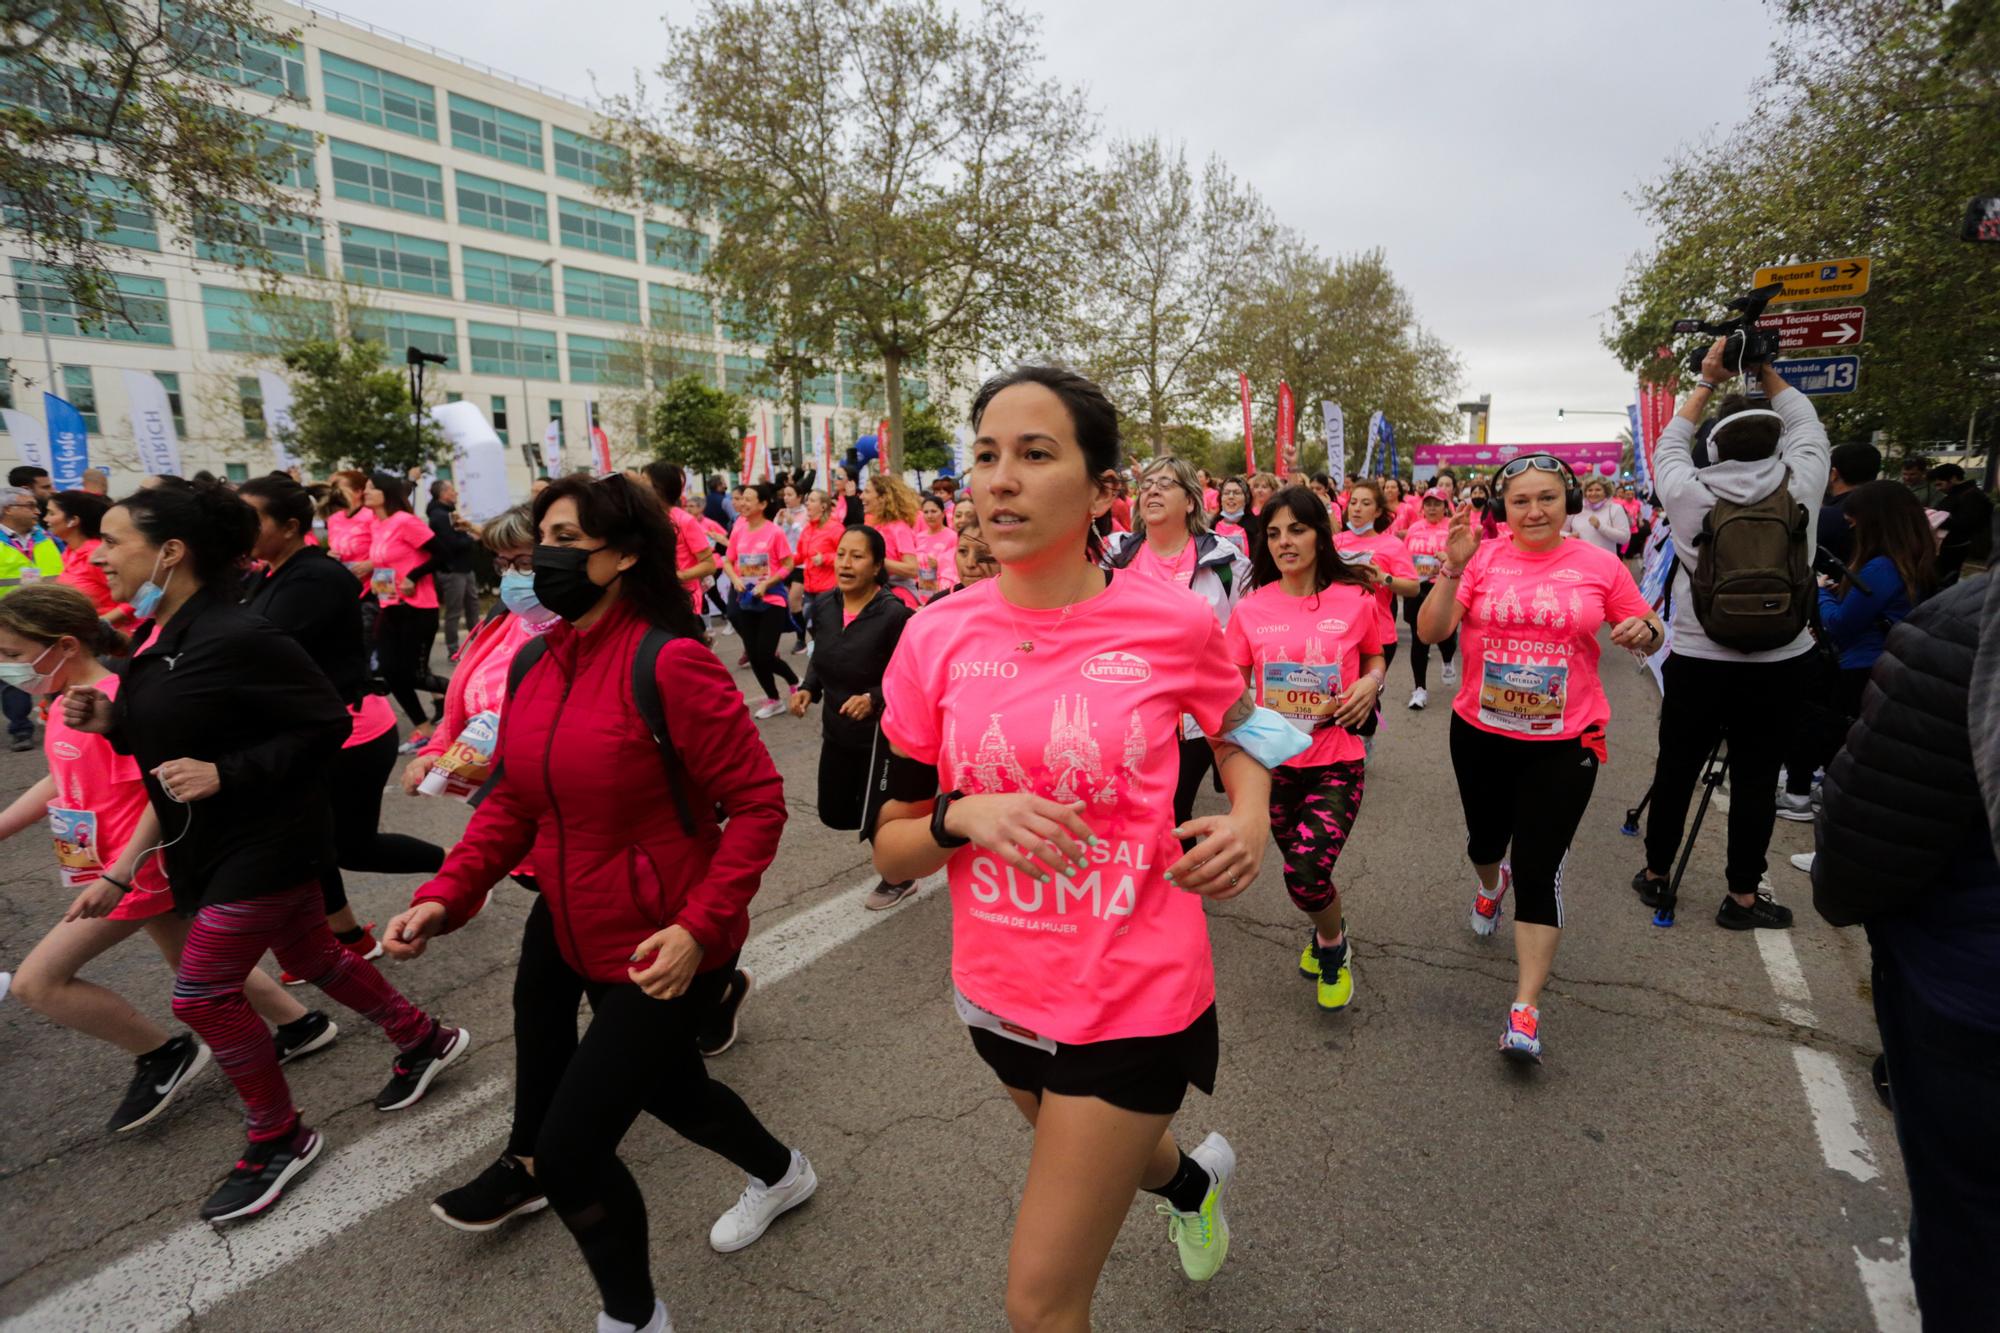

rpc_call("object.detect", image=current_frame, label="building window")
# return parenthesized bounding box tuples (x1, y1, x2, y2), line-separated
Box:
(351, 309, 458, 367)
(166, 3, 306, 100)
(552, 127, 622, 186)
(224, 462, 249, 483)
(463, 248, 553, 311)
(648, 283, 712, 338)
(340, 224, 450, 295)
(490, 394, 509, 446)
(196, 203, 325, 275)
(321, 53, 437, 140)
(456, 172, 547, 240)
(557, 198, 635, 260)
(807, 373, 838, 406)
(253, 119, 317, 190)
(562, 267, 641, 325)
(14, 260, 173, 345)
(569, 334, 640, 386)
(841, 373, 876, 409)
(202, 285, 331, 354)
(155, 371, 188, 436)
(653, 348, 716, 387)
(449, 94, 543, 170)
(643, 220, 708, 273)
(0, 359, 12, 425)
(61, 366, 98, 433)
(80, 174, 160, 251)
(236, 376, 266, 440)
(546, 400, 564, 455)
(469, 322, 558, 380)
(724, 354, 763, 395)
(329, 140, 445, 218)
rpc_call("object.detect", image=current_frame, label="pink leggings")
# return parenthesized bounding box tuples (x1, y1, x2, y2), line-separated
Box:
(172, 882, 435, 1141)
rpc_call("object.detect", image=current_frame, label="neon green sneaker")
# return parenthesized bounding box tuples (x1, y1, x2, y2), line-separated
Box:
(1157, 1131, 1234, 1281)
(1298, 932, 1354, 1011)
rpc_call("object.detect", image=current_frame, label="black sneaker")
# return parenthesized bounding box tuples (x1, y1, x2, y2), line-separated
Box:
(273, 1011, 340, 1066)
(109, 1035, 210, 1133)
(697, 969, 752, 1058)
(1717, 892, 1794, 930)
(1630, 868, 1670, 909)
(430, 1154, 548, 1232)
(200, 1125, 323, 1222)
(375, 1023, 470, 1111)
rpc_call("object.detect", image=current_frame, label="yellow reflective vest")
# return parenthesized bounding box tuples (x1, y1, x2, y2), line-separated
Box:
(0, 531, 64, 595)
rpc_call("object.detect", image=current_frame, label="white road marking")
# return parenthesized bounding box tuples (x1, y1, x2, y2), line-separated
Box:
(1754, 929, 1818, 1027)
(1791, 1046, 1878, 1183)
(1, 871, 944, 1332)
(1853, 1241, 1920, 1332)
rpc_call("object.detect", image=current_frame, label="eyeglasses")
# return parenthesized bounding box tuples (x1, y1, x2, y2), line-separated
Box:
(1137, 476, 1185, 496)
(494, 554, 534, 575)
(1494, 455, 1569, 484)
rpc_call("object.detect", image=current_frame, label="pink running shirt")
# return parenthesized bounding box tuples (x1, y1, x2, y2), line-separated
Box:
(911, 523, 960, 600)
(880, 572, 1245, 1045)
(1333, 527, 1417, 621)
(668, 507, 712, 604)
(1225, 581, 1385, 768)
(726, 520, 793, 607)
(44, 674, 170, 918)
(1126, 537, 1199, 589)
(1401, 517, 1454, 579)
(367, 510, 438, 610)
(326, 508, 375, 564)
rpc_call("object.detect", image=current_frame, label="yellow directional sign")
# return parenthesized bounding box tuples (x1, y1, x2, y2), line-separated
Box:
(1753, 257, 1872, 304)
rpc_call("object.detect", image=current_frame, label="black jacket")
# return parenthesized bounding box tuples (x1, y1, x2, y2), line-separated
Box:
(243, 546, 371, 706)
(1816, 490, 1853, 564)
(1935, 482, 1994, 580)
(426, 499, 477, 575)
(800, 587, 911, 751)
(111, 585, 352, 913)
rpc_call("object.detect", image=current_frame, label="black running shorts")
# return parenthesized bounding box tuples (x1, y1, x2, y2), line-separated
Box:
(968, 1004, 1218, 1117)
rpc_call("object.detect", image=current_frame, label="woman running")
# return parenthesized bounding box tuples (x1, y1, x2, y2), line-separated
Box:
(642, 464, 719, 632)
(385, 475, 807, 1333)
(789, 525, 915, 908)
(1213, 477, 1251, 548)
(874, 366, 1293, 1328)
(911, 495, 961, 603)
(726, 481, 800, 718)
(776, 480, 810, 651)
(1398, 488, 1460, 709)
(795, 488, 843, 613)
(64, 481, 466, 1220)
(359, 473, 447, 744)
(1225, 487, 1385, 1010)
(47, 490, 129, 626)
(1563, 476, 1632, 555)
(1335, 480, 1421, 677)
(863, 472, 924, 607)
(1248, 471, 1279, 519)
(1416, 455, 1662, 1063)
(1, 585, 324, 1135)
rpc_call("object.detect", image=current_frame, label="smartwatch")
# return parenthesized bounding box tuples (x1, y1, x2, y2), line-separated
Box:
(930, 788, 971, 849)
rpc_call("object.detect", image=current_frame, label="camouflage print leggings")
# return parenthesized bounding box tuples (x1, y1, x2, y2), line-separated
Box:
(1267, 760, 1367, 914)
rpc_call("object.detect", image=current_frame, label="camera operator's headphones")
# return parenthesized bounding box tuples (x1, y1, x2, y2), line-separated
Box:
(1490, 453, 1584, 515)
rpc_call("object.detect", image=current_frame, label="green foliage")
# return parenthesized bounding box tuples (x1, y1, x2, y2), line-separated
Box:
(1606, 0, 2000, 450)
(651, 374, 749, 476)
(900, 401, 954, 474)
(277, 338, 447, 477)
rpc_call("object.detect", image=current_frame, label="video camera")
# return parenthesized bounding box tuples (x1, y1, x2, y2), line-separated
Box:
(1673, 281, 1786, 377)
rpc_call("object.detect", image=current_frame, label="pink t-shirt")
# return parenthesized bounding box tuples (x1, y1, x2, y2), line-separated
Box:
(1126, 536, 1199, 589)
(880, 572, 1245, 1045)
(1225, 582, 1385, 768)
(797, 517, 843, 596)
(326, 508, 375, 564)
(1215, 520, 1249, 551)
(1401, 517, 1454, 579)
(1334, 527, 1418, 620)
(668, 507, 711, 604)
(367, 510, 437, 610)
(726, 520, 793, 607)
(1203, 487, 1220, 514)
(911, 523, 960, 599)
(1452, 536, 1651, 741)
(345, 694, 397, 749)
(873, 519, 923, 609)
(44, 674, 170, 918)
(421, 611, 556, 759)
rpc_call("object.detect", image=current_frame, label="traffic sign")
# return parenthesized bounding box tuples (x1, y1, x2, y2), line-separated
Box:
(1771, 355, 1860, 396)
(1753, 257, 1871, 303)
(1755, 305, 1866, 351)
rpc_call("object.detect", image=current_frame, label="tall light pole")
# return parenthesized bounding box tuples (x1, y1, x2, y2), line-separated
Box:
(514, 256, 557, 464)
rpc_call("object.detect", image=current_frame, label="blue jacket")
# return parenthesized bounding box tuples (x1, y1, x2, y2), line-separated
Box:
(1816, 555, 1911, 671)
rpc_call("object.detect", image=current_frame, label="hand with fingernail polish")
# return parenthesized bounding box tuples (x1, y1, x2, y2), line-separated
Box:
(934, 792, 1096, 882)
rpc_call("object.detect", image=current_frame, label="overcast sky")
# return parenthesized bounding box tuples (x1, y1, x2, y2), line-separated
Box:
(323, 0, 1785, 444)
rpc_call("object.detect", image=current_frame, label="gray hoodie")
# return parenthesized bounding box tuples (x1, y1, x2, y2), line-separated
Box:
(1651, 386, 1830, 662)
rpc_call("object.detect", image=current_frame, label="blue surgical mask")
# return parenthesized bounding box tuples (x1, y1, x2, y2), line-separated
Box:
(1347, 521, 1374, 535)
(128, 552, 170, 620)
(499, 570, 558, 624)
(0, 642, 61, 694)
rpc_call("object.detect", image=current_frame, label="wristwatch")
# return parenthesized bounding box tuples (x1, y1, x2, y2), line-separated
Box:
(930, 789, 971, 849)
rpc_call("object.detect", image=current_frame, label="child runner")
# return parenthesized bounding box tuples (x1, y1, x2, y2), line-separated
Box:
(1398, 488, 1461, 708)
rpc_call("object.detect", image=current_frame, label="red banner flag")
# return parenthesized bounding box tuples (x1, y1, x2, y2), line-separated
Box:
(741, 434, 756, 484)
(1239, 373, 1255, 475)
(878, 418, 891, 471)
(1275, 381, 1296, 478)
(820, 415, 835, 488)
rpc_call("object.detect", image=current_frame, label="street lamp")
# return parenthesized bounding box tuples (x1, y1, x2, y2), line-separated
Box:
(1555, 407, 1627, 420)
(515, 257, 558, 463)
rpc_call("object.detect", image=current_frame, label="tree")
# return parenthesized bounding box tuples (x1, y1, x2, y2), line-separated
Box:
(1064, 137, 1276, 455)
(1199, 242, 1462, 474)
(275, 337, 448, 478)
(1, 1, 308, 325)
(1606, 0, 2000, 451)
(598, 0, 1093, 472)
(651, 374, 748, 477)
(900, 401, 954, 475)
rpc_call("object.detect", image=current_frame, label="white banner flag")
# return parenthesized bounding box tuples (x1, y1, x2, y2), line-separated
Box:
(1321, 402, 1345, 494)
(2, 409, 47, 472)
(541, 420, 562, 476)
(953, 424, 972, 478)
(121, 370, 184, 477)
(429, 401, 511, 521)
(256, 371, 302, 472)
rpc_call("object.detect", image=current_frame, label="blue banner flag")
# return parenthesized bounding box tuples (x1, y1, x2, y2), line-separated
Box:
(1628, 403, 1645, 488)
(1380, 417, 1398, 482)
(43, 393, 89, 491)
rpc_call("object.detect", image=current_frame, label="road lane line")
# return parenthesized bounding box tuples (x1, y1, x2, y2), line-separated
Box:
(1, 870, 943, 1331)
(1791, 1045, 1878, 1183)
(1853, 1241, 1920, 1332)
(1753, 929, 1818, 1027)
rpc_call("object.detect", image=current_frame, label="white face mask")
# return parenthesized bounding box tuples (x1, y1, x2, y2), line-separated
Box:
(1588, 497, 1609, 511)
(0, 641, 63, 694)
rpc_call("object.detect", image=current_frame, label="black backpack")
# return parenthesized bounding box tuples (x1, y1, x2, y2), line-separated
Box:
(1684, 470, 1814, 651)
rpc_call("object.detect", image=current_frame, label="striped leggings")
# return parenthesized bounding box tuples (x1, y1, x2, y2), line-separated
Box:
(172, 882, 435, 1141)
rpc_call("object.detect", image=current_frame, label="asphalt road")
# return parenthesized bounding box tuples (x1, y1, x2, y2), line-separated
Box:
(0, 619, 1914, 1331)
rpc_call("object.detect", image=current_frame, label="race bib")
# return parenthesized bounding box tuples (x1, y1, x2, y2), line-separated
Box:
(1338, 548, 1376, 567)
(918, 555, 938, 588)
(1261, 661, 1341, 736)
(1413, 552, 1441, 575)
(954, 987, 1057, 1053)
(1478, 659, 1568, 735)
(739, 551, 770, 576)
(49, 806, 103, 887)
(370, 567, 397, 597)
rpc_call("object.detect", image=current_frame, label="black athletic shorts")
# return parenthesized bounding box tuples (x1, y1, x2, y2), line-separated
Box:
(968, 1004, 1218, 1116)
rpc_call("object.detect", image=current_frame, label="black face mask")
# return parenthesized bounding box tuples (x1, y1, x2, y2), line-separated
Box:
(532, 544, 611, 622)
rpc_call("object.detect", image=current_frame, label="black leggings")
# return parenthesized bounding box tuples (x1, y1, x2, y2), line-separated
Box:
(1403, 584, 1458, 689)
(1448, 713, 1599, 928)
(318, 725, 446, 915)
(1171, 735, 1215, 851)
(511, 896, 792, 1325)
(741, 600, 798, 701)
(378, 603, 446, 728)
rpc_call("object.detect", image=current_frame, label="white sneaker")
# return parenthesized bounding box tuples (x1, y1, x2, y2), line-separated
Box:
(1789, 851, 1816, 875)
(597, 1299, 672, 1333)
(1774, 791, 1814, 822)
(719, 622, 737, 637)
(1442, 662, 1458, 685)
(1470, 864, 1510, 938)
(1407, 686, 1429, 711)
(752, 699, 786, 720)
(710, 1151, 817, 1253)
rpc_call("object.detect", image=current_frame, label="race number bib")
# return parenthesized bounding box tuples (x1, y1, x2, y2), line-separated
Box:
(370, 567, 397, 598)
(1338, 548, 1376, 567)
(49, 806, 103, 887)
(738, 550, 770, 577)
(1261, 661, 1341, 736)
(954, 987, 1057, 1053)
(1478, 659, 1568, 735)
(1413, 552, 1441, 575)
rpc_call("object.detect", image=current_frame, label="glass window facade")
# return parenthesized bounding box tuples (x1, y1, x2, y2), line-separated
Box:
(329, 140, 445, 217)
(197, 203, 325, 275)
(61, 366, 97, 433)
(463, 248, 553, 311)
(156, 371, 188, 435)
(562, 267, 641, 324)
(552, 127, 622, 186)
(321, 52, 437, 139)
(351, 309, 458, 367)
(724, 354, 763, 394)
(569, 334, 641, 386)
(237, 376, 266, 440)
(557, 198, 635, 260)
(652, 347, 716, 388)
(201, 285, 330, 354)
(648, 283, 711, 337)
(449, 94, 543, 169)
(643, 220, 709, 273)
(166, 4, 306, 99)
(456, 172, 547, 240)
(253, 119, 318, 190)
(2, 172, 157, 251)
(13, 261, 172, 345)
(340, 224, 450, 294)
(469, 322, 559, 380)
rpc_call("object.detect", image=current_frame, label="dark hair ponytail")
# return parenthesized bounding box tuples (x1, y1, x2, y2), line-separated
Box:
(238, 475, 315, 540)
(969, 364, 1122, 563)
(0, 583, 131, 658)
(117, 479, 257, 584)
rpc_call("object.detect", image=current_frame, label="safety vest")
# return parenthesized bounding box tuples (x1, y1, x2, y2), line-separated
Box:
(0, 531, 64, 594)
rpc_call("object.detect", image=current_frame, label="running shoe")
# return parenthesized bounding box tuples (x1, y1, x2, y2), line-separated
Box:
(1158, 1131, 1233, 1282)
(1297, 932, 1353, 1011)
(9, 733, 33, 752)
(1716, 893, 1794, 930)
(1442, 661, 1459, 686)
(752, 698, 786, 720)
(200, 1125, 323, 1222)
(430, 1154, 548, 1232)
(1470, 865, 1511, 938)
(398, 732, 430, 755)
(375, 1023, 470, 1111)
(735, 654, 751, 669)
(596, 1298, 673, 1333)
(789, 640, 808, 656)
(1774, 791, 1814, 822)
(1407, 686, 1428, 711)
(697, 969, 752, 1057)
(863, 878, 919, 911)
(1499, 1003, 1542, 1064)
(1630, 868, 1670, 909)
(709, 1150, 817, 1253)
(273, 1011, 340, 1065)
(281, 923, 383, 985)
(110, 1035, 210, 1133)
(1788, 851, 1816, 875)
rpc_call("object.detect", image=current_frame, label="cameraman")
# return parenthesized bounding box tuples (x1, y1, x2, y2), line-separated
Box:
(1930, 463, 1994, 584)
(1631, 338, 1829, 929)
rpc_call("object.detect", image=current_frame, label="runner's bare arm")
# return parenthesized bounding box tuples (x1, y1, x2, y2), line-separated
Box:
(873, 744, 1097, 885)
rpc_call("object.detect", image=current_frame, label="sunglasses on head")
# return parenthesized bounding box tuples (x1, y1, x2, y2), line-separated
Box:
(1494, 454, 1569, 483)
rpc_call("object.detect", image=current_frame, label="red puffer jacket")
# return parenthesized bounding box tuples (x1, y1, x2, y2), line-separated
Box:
(412, 599, 785, 982)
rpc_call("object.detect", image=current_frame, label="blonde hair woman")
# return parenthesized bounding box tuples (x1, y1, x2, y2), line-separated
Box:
(863, 473, 925, 606)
